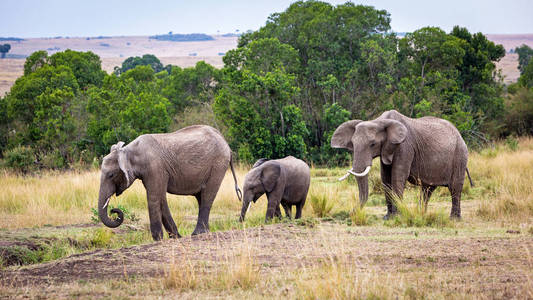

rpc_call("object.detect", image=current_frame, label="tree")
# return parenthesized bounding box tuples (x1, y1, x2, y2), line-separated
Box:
(518, 57, 533, 88)
(0, 44, 11, 58)
(114, 54, 164, 74)
(49, 49, 106, 88)
(515, 44, 533, 75)
(234, 1, 394, 155)
(86, 68, 171, 156)
(24, 50, 49, 75)
(162, 61, 221, 112)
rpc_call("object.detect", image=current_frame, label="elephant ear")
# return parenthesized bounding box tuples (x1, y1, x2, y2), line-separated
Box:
(331, 120, 362, 151)
(117, 146, 133, 186)
(260, 162, 281, 193)
(377, 119, 408, 165)
(110, 141, 125, 153)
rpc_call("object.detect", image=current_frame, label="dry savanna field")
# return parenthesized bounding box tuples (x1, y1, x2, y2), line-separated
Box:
(1, 34, 533, 95)
(0, 138, 532, 298)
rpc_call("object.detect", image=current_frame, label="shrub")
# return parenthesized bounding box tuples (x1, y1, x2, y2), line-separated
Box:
(350, 206, 369, 226)
(41, 150, 66, 169)
(385, 193, 452, 228)
(310, 193, 334, 218)
(3, 146, 35, 173)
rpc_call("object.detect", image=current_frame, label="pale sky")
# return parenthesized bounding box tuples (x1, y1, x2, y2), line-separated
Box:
(1, 0, 532, 38)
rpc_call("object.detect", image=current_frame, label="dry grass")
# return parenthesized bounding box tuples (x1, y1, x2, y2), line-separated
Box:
(162, 233, 259, 293)
(472, 137, 533, 223)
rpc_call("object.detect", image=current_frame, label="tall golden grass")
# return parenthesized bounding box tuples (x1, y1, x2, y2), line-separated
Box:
(472, 137, 533, 223)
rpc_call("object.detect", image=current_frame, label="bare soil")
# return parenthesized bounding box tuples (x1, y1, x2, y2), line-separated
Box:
(1, 222, 531, 297)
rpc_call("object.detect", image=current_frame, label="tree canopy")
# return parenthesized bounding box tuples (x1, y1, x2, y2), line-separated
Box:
(0, 1, 529, 171)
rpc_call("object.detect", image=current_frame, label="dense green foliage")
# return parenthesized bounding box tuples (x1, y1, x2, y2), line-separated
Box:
(113, 54, 167, 75)
(0, 1, 531, 171)
(515, 44, 533, 75)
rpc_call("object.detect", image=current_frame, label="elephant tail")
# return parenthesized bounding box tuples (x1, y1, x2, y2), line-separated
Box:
(466, 167, 474, 187)
(230, 153, 243, 201)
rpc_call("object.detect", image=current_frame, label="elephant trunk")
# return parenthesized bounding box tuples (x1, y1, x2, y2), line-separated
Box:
(356, 175, 369, 207)
(98, 184, 124, 228)
(352, 153, 371, 207)
(239, 196, 252, 222)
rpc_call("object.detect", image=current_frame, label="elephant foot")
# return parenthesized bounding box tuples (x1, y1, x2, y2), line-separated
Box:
(450, 213, 461, 220)
(168, 232, 182, 239)
(192, 227, 209, 236)
(383, 212, 398, 220)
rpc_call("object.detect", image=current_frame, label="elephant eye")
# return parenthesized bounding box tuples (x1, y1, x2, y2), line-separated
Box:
(370, 142, 376, 147)
(107, 173, 114, 178)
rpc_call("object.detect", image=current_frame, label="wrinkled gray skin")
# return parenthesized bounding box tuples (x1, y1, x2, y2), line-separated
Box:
(239, 156, 310, 222)
(98, 125, 241, 241)
(331, 110, 472, 219)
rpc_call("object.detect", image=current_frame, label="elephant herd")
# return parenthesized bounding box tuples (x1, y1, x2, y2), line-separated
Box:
(98, 110, 473, 241)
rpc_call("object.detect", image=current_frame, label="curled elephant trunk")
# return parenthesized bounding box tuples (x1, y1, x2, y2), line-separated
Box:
(98, 187, 124, 228)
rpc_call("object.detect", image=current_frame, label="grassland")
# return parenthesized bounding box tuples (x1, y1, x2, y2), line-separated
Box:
(1, 138, 533, 298)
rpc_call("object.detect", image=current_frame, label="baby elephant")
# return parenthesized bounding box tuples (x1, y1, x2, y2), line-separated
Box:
(239, 156, 310, 222)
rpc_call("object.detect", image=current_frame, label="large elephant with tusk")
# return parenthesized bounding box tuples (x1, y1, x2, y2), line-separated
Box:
(331, 110, 473, 219)
(97, 125, 242, 241)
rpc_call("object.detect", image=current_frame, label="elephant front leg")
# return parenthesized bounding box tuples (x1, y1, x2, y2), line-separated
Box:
(265, 192, 282, 222)
(161, 197, 180, 238)
(147, 193, 164, 241)
(385, 162, 410, 219)
(380, 163, 396, 219)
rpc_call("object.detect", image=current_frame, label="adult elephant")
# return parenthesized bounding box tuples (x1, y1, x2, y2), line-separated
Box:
(98, 125, 242, 240)
(331, 110, 473, 219)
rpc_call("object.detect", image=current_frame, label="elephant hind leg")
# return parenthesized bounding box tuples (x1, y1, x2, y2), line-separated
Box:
(295, 198, 306, 219)
(275, 205, 282, 219)
(161, 197, 180, 238)
(192, 167, 226, 236)
(281, 202, 292, 219)
(448, 182, 463, 219)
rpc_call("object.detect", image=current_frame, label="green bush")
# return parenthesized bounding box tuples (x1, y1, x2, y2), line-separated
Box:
(3, 146, 35, 173)
(41, 150, 67, 169)
(310, 194, 334, 218)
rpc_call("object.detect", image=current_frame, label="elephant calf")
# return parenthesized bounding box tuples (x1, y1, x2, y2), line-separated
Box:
(239, 156, 310, 222)
(97, 125, 241, 241)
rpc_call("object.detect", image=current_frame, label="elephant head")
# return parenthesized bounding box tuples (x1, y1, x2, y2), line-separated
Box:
(239, 161, 281, 222)
(331, 119, 407, 206)
(98, 141, 135, 228)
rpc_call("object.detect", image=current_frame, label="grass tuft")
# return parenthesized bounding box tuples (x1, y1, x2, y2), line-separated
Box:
(350, 205, 369, 226)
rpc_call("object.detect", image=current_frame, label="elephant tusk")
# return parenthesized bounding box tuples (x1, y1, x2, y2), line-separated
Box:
(246, 202, 252, 213)
(102, 197, 111, 209)
(338, 171, 351, 181)
(338, 166, 371, 181)
(351, 166, 371, 177)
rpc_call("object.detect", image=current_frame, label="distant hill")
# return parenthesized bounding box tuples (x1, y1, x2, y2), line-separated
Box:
(149, 33, 214, 42)
(0, 37, 25, 41)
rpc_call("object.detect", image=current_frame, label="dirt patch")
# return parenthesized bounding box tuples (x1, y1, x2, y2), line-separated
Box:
(1, 223, 532, 295)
